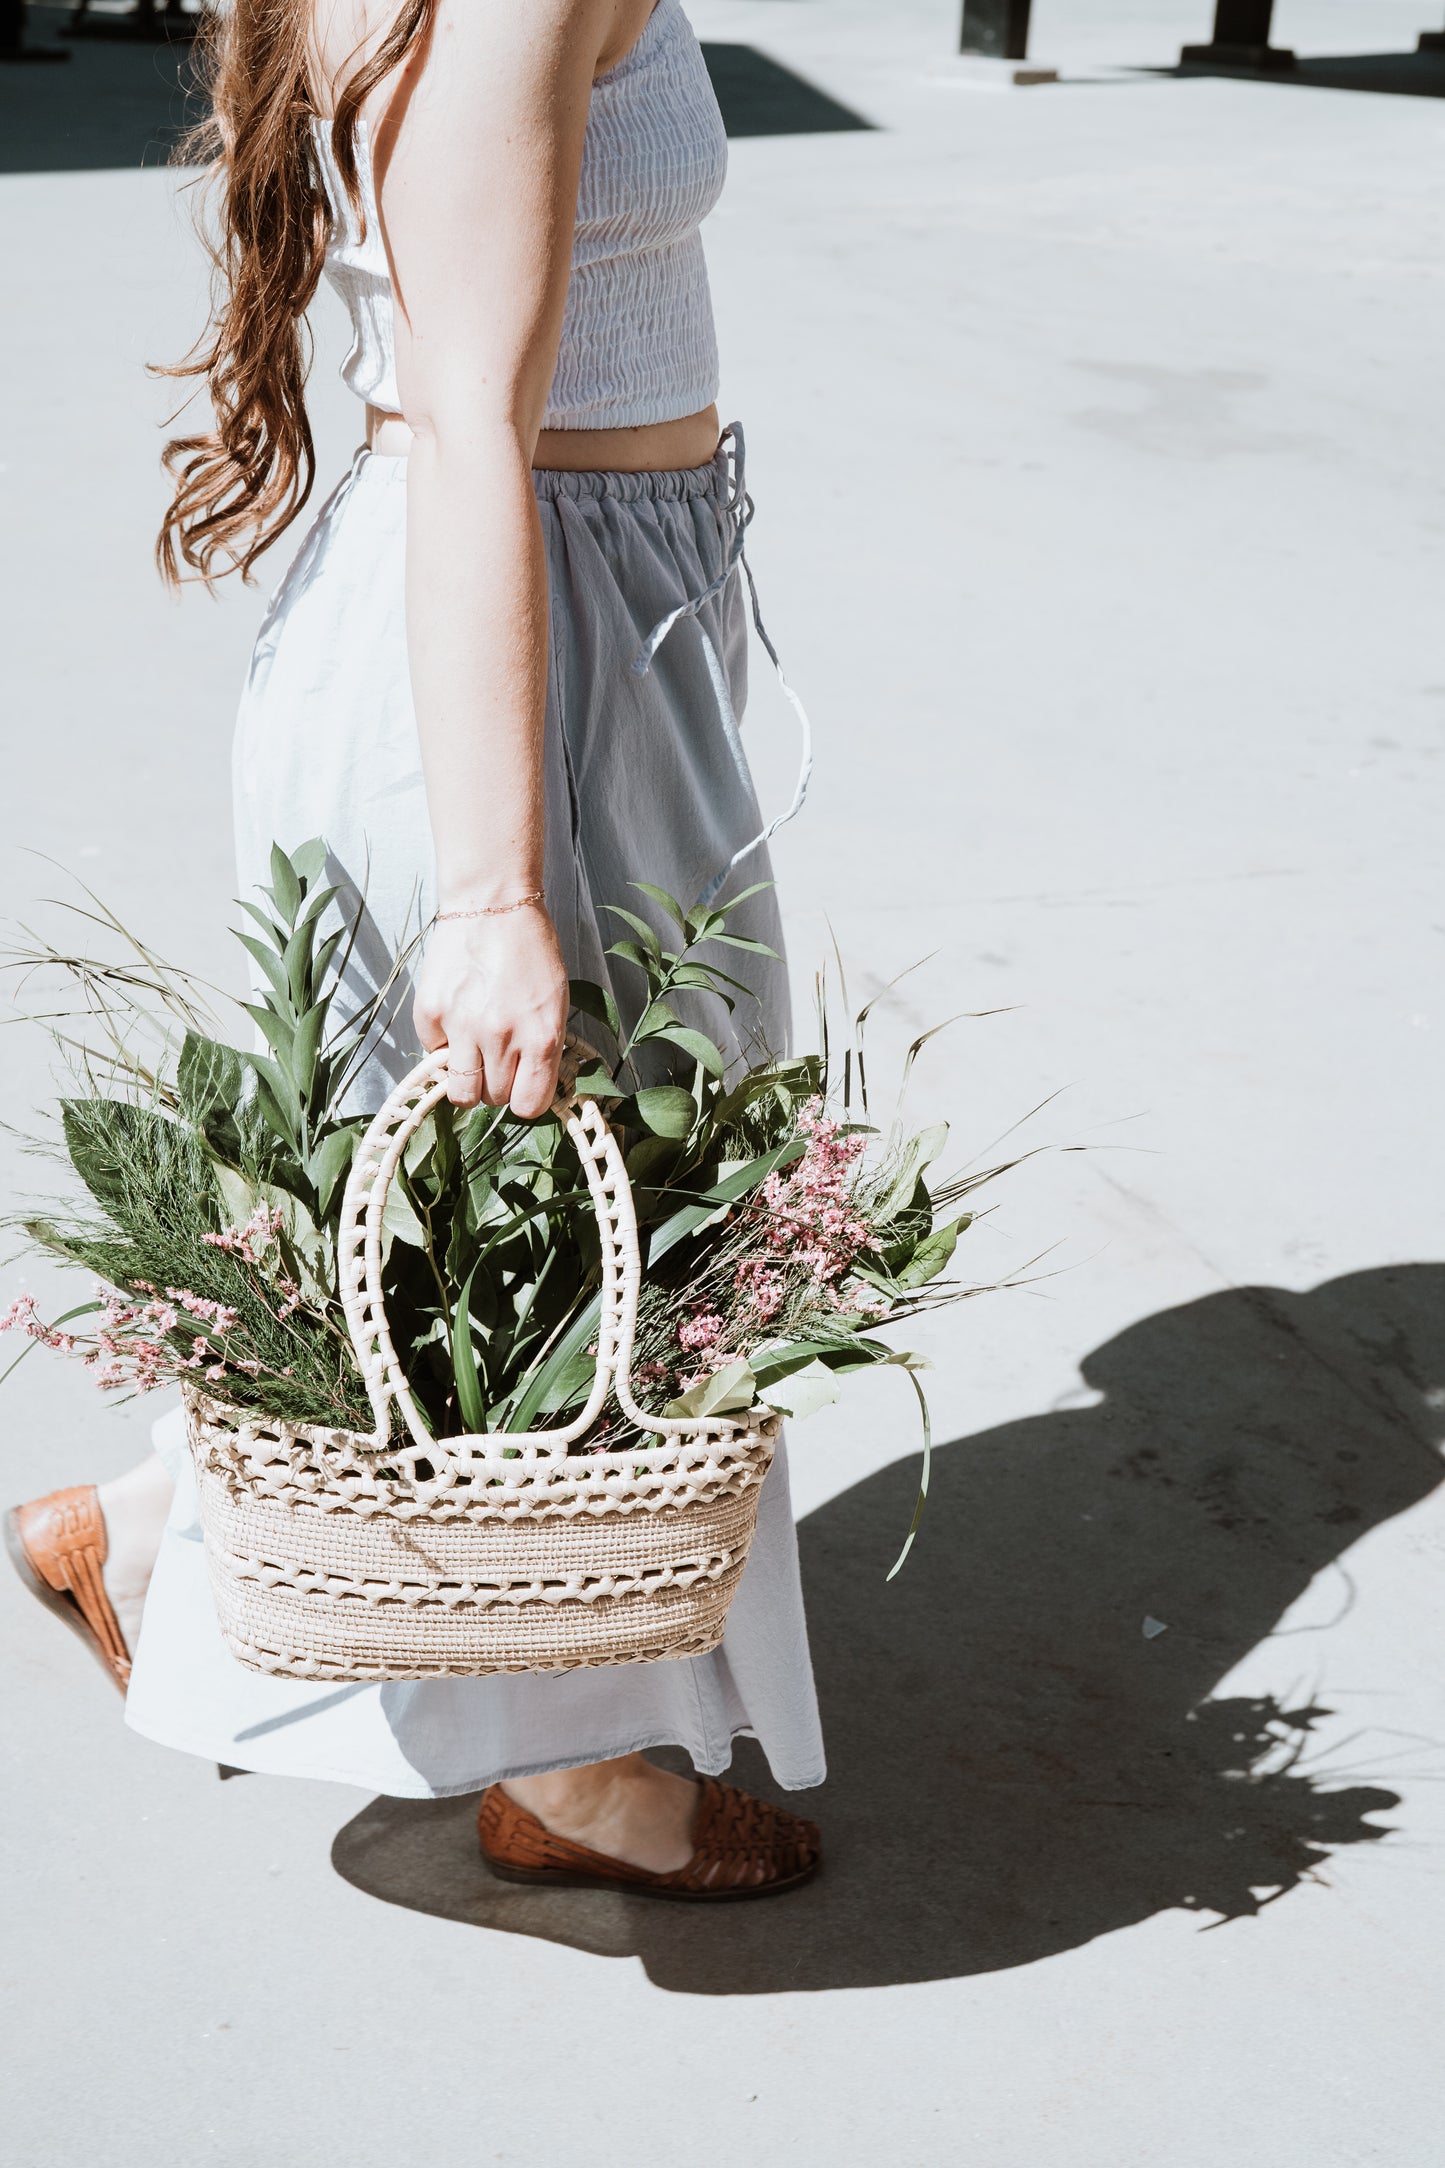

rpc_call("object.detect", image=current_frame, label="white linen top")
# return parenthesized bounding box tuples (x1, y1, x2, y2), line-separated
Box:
(312, 0, 726, 430)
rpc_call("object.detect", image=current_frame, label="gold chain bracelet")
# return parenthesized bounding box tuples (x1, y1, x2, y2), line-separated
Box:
(435, 890, 546, 922)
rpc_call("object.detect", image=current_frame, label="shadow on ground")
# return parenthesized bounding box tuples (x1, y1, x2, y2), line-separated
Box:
(332, 1265, 1443, 1993)
(0, 10, 871, 175)
(1164, 47, 1445, 98)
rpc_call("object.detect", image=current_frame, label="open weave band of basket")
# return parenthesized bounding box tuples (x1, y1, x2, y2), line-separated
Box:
(188, 1040, 778, 1676)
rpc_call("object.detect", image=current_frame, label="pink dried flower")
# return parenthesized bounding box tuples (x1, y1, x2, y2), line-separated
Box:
(677, 1310, 727, 1354)
(750, 1100, 871, 1294)
(202, 1204, 283, 1265)
(164, 1289, 240, 1333)
(0, 1295, 77, 1352)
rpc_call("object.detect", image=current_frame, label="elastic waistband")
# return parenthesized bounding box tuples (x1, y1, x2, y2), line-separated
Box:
(350, 444, 731, 504)
(530, 445, 730, 504)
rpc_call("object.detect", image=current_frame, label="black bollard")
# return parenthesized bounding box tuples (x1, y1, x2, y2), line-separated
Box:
(960, 0, 1032, 63)
(1181, 0, 1295, 70)
(0, 0, 71, 59)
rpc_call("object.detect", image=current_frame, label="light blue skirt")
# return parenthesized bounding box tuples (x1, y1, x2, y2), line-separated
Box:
(124, 440, 826, 1797)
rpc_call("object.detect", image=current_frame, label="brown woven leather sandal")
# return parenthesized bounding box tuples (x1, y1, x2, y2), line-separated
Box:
(5, 1486, 131, 1692)
(478, 1777, 820, 1901)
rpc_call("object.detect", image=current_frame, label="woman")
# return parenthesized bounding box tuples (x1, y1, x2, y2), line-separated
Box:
(7, 0, 824, 1896)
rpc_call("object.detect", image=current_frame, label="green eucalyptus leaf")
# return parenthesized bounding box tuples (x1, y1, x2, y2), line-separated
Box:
(269, 844, 302, 926)
(306, 1126, 360, 1217)
(750, 1338, 843, 1384)
(288, 837, 329, 885)
(605, 939, 654, 975)
(295, 882, 340, 934)
(630, 998, 677, 1041)
(699, 932, 779, 958)
(176, 1033, 246, 1125)
(213, 1164, 261, 1228)
(632, 1085, 696, 1139)
(235, 933, 290, 1002)
(758, 1359, 839, 1421)
(381, 1182, 427, 1248)
(623, 1132, 683, 1187)
(313, 928, 343, 985)
(601, 905, 663, 956)
(568, 977, 621, 1039)
(291, 1006, 325, 1100)
(237, 898, 288, 949)
(662, 1358, 757, 1420)
(572, 1064, 626, 1099)
(650, 1025, 725, 1078)
(896, 1213, 970, 1289)
(284, 921, 317, 1009)
(875, 1124, 949, 1225)
(666, 962, 738, 1002)
(628, 881, 688, 929)
(712, 879, 775, 915)
(243, 1005, 298, 1076)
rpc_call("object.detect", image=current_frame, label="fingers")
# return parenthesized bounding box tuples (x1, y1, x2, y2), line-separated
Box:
(479, 1040, 519, 1109)
(437, 1032, 563, 1116)
(413, 991, 447, 1053)
(444, 1040, 486, 1109)
(510, 1036, 565, 1121)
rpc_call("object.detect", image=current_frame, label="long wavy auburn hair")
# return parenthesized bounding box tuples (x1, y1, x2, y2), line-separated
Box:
(156, 0, 436, 588)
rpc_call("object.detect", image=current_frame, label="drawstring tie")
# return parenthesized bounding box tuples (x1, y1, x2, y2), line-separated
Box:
(630, 422, 814, 910)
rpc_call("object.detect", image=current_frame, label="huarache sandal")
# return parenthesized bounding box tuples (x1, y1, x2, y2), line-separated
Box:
(6, 1485, 131, 1692)
(478, 1776, 820, 1900)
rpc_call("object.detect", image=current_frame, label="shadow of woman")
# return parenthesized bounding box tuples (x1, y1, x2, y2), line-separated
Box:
(331, 1264, 1443, 1993)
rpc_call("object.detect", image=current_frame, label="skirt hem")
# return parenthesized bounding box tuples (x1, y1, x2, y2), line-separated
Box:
(122, 1704, 827, 1801)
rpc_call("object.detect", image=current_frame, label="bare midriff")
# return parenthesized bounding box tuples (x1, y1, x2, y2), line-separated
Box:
(365, 403, 721, 472)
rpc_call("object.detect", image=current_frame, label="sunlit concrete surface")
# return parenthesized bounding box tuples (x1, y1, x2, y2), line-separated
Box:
(2, 4, 1442, 2162)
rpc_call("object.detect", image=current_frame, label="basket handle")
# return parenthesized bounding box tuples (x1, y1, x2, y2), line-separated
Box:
(337, 1036, 734, 1453)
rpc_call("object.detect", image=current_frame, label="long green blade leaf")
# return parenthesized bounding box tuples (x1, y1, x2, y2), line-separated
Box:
(886, 1368, 933, 1580)
(452, 1259, 488, 1433)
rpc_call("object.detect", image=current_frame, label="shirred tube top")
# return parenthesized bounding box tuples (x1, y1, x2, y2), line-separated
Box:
(313, 0, 726, 430)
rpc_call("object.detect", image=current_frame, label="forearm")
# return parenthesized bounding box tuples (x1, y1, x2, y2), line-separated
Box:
(405, 422, 550, 909)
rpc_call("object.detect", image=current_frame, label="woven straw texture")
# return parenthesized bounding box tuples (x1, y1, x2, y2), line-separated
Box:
(186, 1047, 778, 1680)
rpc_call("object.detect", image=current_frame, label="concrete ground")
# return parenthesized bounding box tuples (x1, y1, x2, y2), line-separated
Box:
(2, 2, 1443, 2160)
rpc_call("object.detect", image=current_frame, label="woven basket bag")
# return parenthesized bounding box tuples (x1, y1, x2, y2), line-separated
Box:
(185, 1048, 779, 1681)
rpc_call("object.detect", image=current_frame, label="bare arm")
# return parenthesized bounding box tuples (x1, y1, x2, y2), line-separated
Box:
(371, 0, 622, 1114)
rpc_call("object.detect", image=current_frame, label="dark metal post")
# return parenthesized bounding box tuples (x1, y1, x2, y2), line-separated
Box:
(1419, 19, 1445, 53)
(0, 0, 70, 59)
(960, 0, 1032, 63)
(1181, 0, 1295, 70)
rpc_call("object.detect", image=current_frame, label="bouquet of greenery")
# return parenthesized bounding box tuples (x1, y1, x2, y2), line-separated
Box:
(2, 844, 1021, 1567)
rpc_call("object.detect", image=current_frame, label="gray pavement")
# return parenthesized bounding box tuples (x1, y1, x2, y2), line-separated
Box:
(2, 3, 1443, 2162)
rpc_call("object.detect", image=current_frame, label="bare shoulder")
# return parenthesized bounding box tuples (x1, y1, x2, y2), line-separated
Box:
(307, 0, 647, 119)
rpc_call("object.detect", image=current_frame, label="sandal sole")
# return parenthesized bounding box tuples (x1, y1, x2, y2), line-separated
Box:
(480, 1851, 819, 1901)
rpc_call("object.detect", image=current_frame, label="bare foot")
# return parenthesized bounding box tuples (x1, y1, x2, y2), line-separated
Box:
(96, 1453, 173, 1653)
(502, 1754, 699, 1875)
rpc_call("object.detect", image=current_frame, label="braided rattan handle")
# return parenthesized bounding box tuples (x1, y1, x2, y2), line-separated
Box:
(337, 1037, 729, 1453)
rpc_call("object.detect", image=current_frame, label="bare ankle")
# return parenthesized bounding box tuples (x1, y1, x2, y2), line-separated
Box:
(504, 1753, 647, 1826)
